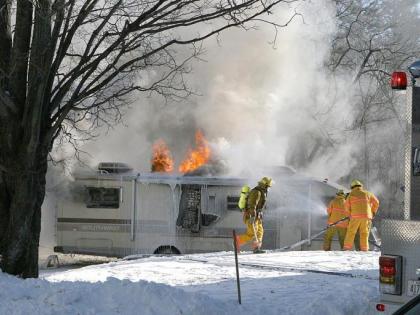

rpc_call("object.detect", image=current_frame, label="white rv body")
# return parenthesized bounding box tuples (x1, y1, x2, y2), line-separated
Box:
(55, 169, 344, 257)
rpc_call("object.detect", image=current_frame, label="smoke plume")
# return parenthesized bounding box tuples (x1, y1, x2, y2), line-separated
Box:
(77, 0, 359, 183)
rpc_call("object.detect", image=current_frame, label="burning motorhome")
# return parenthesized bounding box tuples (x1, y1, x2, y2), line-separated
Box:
(54, 161, 346, 257)
(53, 130, 346, 256)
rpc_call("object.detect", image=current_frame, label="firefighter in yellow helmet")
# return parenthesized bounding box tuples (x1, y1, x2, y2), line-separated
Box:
(235, 177, 273, 253)
(343, 180, 379, 251)
(323, 190, 349, 250)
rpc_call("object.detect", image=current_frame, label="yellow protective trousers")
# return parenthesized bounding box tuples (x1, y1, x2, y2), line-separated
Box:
(343, 218, 370, 251)
(238, 217, 264, 249)
(323, 227, 347, 250)
(354, 221, 372, 250)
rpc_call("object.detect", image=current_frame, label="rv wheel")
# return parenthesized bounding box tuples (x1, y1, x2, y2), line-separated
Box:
(154, 246, 180, 255)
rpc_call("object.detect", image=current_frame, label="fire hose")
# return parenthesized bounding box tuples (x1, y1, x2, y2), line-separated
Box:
(278, 217, 382, 251)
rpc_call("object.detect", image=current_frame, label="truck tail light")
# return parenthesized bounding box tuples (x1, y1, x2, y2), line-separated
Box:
(379, 255, 402, 295)
(391, 71, 407, 90)
(380, 259, 396, 284)
(376, 304, 385, 312)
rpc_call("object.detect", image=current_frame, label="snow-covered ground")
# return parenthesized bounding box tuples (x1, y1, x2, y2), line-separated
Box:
(0, 251, 380, 315)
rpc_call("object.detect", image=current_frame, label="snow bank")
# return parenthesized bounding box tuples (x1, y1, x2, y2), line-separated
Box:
(0, 272, 237, 315)
(1, 251, 380, 315)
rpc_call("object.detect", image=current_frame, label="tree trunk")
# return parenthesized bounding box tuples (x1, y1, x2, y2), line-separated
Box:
(0, 149, 48, 278)
(0, 172, 10, 254)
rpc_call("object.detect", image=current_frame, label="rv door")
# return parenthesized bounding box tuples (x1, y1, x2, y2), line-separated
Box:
(177, 184, 201, 233)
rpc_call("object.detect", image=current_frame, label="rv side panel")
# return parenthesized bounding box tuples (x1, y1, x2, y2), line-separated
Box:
(57, 178, 134, 257)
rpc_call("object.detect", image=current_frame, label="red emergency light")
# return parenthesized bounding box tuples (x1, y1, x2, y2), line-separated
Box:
(390, 71, 407, 90)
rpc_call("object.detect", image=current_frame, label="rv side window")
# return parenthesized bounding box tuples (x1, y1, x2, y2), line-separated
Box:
(85, 187, 120, 209)
(227, 196, 240, 211)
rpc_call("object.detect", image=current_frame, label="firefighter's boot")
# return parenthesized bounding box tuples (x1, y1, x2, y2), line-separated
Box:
(253, 248, 265, 254)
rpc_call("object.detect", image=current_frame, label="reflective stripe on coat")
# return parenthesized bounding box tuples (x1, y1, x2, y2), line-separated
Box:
(327, 195, 349, 228)
(345, 187, 379, 219)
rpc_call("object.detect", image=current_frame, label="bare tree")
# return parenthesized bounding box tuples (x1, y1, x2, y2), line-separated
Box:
(0, 0, 299, 278)
(331, 0, 418, 114)
(330, 0, 419, 217)
(285, 0, 419, 208)
(331, 0, 419, 82)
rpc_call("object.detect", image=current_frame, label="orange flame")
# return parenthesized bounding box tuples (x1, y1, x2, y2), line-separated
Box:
(151, 139, 174, 172)
(178, 130, 211, 173)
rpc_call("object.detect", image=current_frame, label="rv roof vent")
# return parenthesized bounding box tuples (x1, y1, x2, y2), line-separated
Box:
(97, 162, 133, 174)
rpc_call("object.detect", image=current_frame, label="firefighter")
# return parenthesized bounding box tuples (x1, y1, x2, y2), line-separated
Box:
(235, 176, 273, 253)
(343, 180, 379, 251)
(345, 192, 361, 251)
(323, 190, 349, 250)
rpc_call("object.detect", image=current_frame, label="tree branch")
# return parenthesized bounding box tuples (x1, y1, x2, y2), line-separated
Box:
(0, 0, 12, 89)
(10, 0, 33, 109)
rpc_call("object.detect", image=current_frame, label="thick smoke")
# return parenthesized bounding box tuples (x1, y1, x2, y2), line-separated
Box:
(42, 0, 417, 253)
(78, 0, 358, 183)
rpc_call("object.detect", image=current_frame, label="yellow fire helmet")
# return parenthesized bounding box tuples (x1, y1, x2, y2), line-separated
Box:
(351, 179, 363, 189)
(259, 176, 274, 187)
(336, 189, 345, 196)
